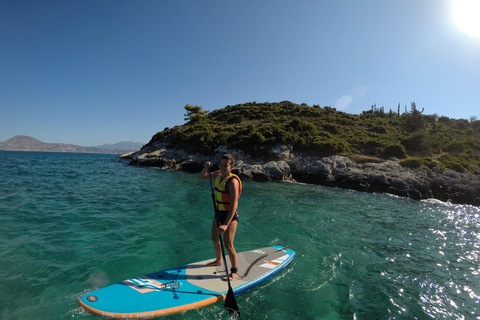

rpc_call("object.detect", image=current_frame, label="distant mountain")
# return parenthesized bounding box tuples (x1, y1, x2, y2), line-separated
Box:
(95, 141, 144, 151)
(0, 136, 144, 154)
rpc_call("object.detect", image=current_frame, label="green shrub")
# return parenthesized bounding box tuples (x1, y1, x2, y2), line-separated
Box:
(310, 136, 350, 153)
(289, 119, 316, 132)
(438, 154, 468, 173)
(444, 141, 465, 154)
(146, 101, 479, 173)
(400, 158, 422, 169)
(381, 144, 407, 158)
(401, 131, 442, 153)
(400, 157, 437, 170)
(227, 114, 245, 124)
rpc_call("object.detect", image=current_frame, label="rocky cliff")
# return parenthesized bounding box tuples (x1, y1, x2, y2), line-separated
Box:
(120, 143, 480, 206)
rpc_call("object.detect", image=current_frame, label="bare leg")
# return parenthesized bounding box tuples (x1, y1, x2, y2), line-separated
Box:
(206, 217, 222, 266)
(223, 220, 238, 280)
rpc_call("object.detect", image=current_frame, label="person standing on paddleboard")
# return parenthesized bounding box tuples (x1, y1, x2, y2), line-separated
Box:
(199, 154, 242, 281)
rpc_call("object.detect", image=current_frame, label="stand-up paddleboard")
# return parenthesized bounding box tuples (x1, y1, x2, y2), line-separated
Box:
(79, 246, 295, 318)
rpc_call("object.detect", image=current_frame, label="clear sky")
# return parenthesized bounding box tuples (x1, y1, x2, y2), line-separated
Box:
(1, 0, 479, 146)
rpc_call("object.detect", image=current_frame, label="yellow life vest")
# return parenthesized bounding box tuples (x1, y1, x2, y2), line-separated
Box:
(214, 173, 242, 211)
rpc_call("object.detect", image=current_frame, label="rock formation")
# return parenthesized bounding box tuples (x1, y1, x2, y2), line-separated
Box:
(120, 143, 480, 206)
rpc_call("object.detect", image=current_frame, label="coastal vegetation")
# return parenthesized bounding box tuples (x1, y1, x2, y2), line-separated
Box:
(148, 101, 480, 174)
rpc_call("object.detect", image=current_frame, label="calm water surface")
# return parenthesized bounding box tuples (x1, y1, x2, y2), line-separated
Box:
(0, 151, 479, 319)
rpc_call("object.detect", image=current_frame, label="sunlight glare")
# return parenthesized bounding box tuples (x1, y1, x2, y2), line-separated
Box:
(452, 0, 480, 38)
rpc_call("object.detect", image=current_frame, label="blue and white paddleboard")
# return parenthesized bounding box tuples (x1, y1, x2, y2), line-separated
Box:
(79, 246, 295, 318)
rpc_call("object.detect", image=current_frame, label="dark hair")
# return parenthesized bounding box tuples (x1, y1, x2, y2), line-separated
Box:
(222, 154, 235, 166)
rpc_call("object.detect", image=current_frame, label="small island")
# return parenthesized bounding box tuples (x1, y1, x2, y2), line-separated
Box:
(120, 101, 480, 206)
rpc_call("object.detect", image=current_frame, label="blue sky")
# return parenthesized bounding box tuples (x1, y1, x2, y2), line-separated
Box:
(1, 0, 479, 146)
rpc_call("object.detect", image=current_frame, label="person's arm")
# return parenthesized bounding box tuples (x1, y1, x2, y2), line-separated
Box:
(218, 178, 239, 234)
(199, 161, 218, 180)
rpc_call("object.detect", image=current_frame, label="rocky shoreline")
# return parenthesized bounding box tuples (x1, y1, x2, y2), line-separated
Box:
(119, 143, 480, 206)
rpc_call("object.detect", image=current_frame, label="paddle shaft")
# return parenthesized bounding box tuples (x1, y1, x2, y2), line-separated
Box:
(208, 169, 240, 316)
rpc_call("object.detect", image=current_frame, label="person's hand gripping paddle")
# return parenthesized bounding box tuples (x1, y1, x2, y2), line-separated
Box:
(208, 168, 240, 317)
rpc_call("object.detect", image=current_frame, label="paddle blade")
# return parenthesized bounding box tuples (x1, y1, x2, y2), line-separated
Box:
(224, 287, 240, 317)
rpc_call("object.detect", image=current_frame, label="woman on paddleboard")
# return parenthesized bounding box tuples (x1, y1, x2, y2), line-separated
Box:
(199, 154, 242, 281)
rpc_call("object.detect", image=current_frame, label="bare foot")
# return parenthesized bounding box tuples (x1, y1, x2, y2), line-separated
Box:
(206, 260, 222, 267)
(222, 272, 239, 281)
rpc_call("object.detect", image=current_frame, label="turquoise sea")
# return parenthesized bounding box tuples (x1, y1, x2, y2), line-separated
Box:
(1, 151, 479, 320)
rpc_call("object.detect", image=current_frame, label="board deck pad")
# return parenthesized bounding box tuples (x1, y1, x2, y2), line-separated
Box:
(79, 246, 295, 318)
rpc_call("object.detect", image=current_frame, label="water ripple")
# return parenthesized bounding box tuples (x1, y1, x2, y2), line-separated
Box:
(1, 152, 479, 319)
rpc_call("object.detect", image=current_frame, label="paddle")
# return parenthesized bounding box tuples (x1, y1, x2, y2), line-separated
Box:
(208, 168, 240, 317)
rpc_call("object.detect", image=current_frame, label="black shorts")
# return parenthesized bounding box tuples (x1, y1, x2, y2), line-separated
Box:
(216, 210, 239, 224)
